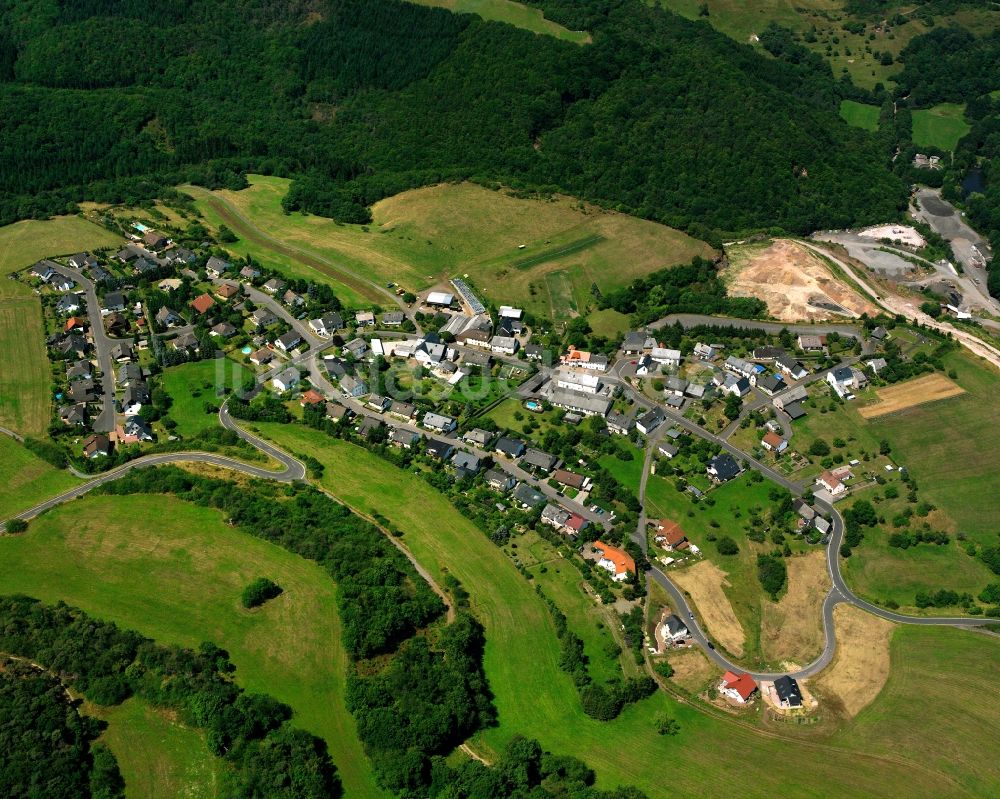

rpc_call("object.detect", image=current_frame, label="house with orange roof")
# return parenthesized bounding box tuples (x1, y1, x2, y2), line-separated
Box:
(654, 520, 688, 551)
(214, 282, 240, 301)
(719, 671, 758, 704)
(560, 345, 609, 372)
(761, 430, 788, 453)
(300, 389, 325, 407)
(816, 470, 846, 496)
(592, 541, 635, 582)
(191, 293, 215, 315)
(64, 316, 86, 333)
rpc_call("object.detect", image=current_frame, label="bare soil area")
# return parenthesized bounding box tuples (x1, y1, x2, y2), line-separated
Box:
(760, 551, 830, 666)
(672, 561, 745, 657)
(858, 373, 965, 419)
(725, 239, 879, 321)
(813, 605, 894, 718)
(664, 648, 720, 694)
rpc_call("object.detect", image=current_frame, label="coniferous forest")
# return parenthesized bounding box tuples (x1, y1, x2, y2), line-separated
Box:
(0, 0, 906, 237)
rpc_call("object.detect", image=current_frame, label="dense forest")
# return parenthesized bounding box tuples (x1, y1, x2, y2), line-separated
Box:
(0, 657, 124, 799)
(0, 595, 339, 798)
(0, 0, 905, 237)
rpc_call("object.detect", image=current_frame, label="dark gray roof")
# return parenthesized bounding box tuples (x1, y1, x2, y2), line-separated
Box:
(708, 453, 740, 481)
(774, 675, 802, 707)
(496, 437, 526, 458)
(512, 482, 545, 508)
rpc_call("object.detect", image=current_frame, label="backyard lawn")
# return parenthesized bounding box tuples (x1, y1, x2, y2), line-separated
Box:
(160, 358, 250, 437)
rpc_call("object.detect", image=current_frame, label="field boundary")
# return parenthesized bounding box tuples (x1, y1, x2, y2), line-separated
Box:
(510, 234, 605, 270)
(858, 373, 965, 419)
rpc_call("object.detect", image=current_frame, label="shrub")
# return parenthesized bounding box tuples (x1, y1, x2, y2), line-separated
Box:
(5, 518, 27, 534)
(241, 577, 283, 609)
(716, 536, 738, 555)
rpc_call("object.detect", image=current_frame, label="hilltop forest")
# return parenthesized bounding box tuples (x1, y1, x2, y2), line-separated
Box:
(0, 0, 906, 239)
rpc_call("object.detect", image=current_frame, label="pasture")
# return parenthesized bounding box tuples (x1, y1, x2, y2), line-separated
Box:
(912, 104, 971, 152)
(0, 435, 81, 520)
(839, 100, 880, 132)
(160, 358, 250, 436)
(0, 493, 384, 799)
(253, 422, 977, 798)
(405, 0, 590, 43)
(89, 698, 223, 799)
(191, 176, 713, 322)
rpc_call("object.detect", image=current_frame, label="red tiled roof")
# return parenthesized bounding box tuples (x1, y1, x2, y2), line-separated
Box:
(656, 520, 687, 547)
(191, 293, 215, 314)
(565, 514, 587, 532)
(722, 671, 757, 701)
(762, 431, 784, 448)
(593, 541, 635, 575)
(300, 389, 324, 406)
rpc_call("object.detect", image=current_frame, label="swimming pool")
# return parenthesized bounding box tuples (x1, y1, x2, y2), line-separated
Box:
(524, 399, 542, 412)
(241, 345, 253, 355)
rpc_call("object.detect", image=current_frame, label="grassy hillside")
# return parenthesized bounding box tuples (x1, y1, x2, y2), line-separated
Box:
(0, 493, 384, 799)
(160, 359, 250, 437)
(0, 215, 119, 435)
(193, 176, 713, 321)
(912, 103, 971, 151)
(252, 421, 982, 798)
(405, 0, 590, 42)
(839, 99, 879, 132)
(0, 434, 81, 520)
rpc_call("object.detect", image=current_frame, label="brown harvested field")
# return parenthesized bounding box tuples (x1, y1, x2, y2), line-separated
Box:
(813, 605, 894, 718)
(760, 551, 830, 667)
(725, 239, 878, 322)
(858, 373, 966, 419)
(664, 648, 721, 693)
(672, 561, 745, 656)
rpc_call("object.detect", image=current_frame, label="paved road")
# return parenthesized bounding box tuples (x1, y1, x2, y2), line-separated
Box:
(647, 313, 862, 339)
(64, 268, 118, 432)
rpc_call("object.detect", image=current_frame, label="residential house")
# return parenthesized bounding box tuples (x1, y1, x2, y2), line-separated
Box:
(132, 256, 159, 277)
(425, 438, 454, 460)
(56, 334, 88, 359)
(68, 253, 98, 270)
(564, 514, 588, 537)
(661, 614, 690, 644)
(343, 337, 368, 359)
(826, 366, 868, 399)
(67, 360, 93, 381)
(457, 328, 491, 349)
(485, 469, 515, 493)
(68, 379, 99, 404)
(102, 313, 127, 335)
(512, 482, 545, 509)
(210, 322, 236, 339)
(462, 350, 492, 369)
(82, 433, 112, 458)
(366, 395, 391, 413)
(541, 503, 572, 532)
(797, 334, 825, 352)
(121, 383, 149, 415)
(110, 342, 135, 362)
(262, 278, 286, 295)
(339, 375, 367, 397)
(560, 346, 608, 372)
(752, 346, 785, 361)
(490, 335, 518, 356)
(422, 412, 457, 434)
(606, 411, 634, 436)
(722, 373, 751, 397)
(761, 431, 788, 453)
(773, 384, 808, 411)
(116, 363, 142, 386)
(719, 672, 758, 704)
(525, 344, 546, 361)
(555, 367, 601, 395)
(190, 293, 215, 315)
(114, 248, 139, 264)
(380, 311, 404, 327)
(59, 403, 88, 426)
(325, 402, 350, 422)
(355, 310, 375, 327)
(816, 470, 847, 496)
(592, 541, 636, 583)
(215, 282, 240, 301)
(308, 312, 343, 337)
(636, 407, 665, 435)
(657, 443, 679, 459)
(56, 293, 81, 315)
(358, 416, 384, 440)
(694, 342, 717, 360)
(205, 256, 231, 279)
(724, 356, 756, 379)
(543, 386, 611, 417)
(650, 347, 681, 367)
(171, 248, 197, 265)
(522, 448, 557, 473)
(756, 374, 785, 396)
(655, 520, 687, 550)
(707, 453, 741, 483)
(793, 498, 816, 523)
(282, 289, 304, 308)
(300, 389, 325, 408)
(782, 401, 807, 420)
(553, 469, 589, 491)
(776, 356, 809, 380)
(271, 367, 300, 392)
(389, 428, 421, 449)
(685, 383, 707, 400)
(155, 307, 182, 329)
(464, 428, 493, 447)
(451, 450, 481, 473)
(495, 437, 526, 459)
(49, 270, 76, 292)
(634, 355, 654, 376)
(867, 357, 888, 375)
(870, 326, 888, 342)
(143, 230, 168, 250)
(663, 376, 688, 396)
(622, 331, 654, 354)
(249, 347, 273, 366)
(30, 261, 55, 282)
(388, 401, 416, 421)
(274, 330, 302, 352)
(173, 331, 199, 352)
(239, 265, 261, 280)
(251, 308, 277, 329)
(773, 676, 803, 708)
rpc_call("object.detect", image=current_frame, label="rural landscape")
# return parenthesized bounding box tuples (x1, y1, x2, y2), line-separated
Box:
(1, 1, 999, 798)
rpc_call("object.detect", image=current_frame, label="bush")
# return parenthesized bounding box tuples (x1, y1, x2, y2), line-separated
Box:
(757, 554, 787, 598)
(654, 661, 674, 680)
(809, 438, 830, 456)
(241, 577, 283, 609)
(4, 518, 27, 534)
(716, 536, 739, 555)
